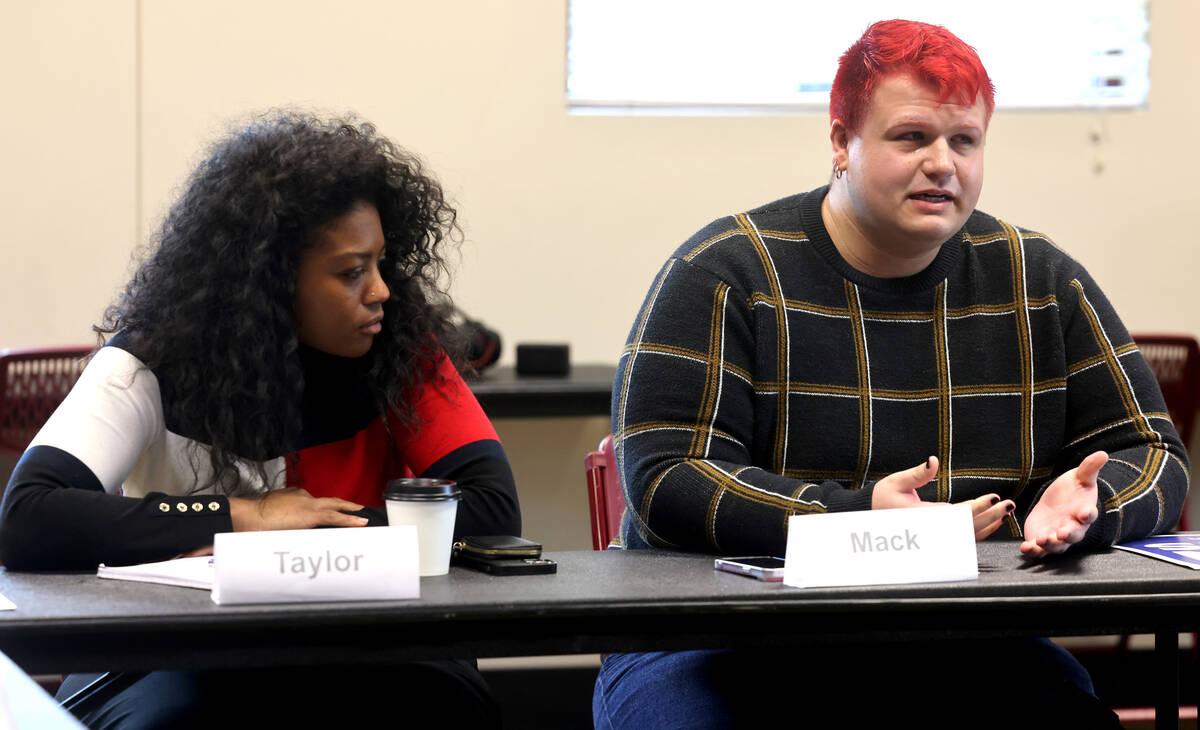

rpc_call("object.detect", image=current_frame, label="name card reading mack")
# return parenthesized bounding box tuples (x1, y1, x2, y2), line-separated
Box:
(850, 529, 920, 553)
(783, 504, 977, 589)
(213, 526, 420, 605)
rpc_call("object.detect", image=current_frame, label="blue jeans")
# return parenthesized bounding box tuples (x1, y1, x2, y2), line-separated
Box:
(593, 640, 1120, 729)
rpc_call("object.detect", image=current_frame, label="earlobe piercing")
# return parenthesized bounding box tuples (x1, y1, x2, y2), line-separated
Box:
(833, 162, 844, 180)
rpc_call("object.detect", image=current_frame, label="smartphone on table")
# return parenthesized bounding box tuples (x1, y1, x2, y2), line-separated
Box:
(713, 556, 786, 582)
(454, 554, 557, 575)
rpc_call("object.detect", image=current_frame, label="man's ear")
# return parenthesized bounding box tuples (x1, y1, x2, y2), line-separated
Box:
(830, 119, 851, 171)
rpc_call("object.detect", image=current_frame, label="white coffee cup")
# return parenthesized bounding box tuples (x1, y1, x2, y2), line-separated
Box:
(384, 479, 462, 577)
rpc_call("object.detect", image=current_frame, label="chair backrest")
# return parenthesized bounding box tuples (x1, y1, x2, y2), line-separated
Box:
(584, 434, 625, 551)
(1132, 333, 1198, 531)
(0, 346, 93, 455)
(1132, 334, 1200, 448)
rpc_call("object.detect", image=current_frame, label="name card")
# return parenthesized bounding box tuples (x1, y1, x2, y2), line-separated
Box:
(212, 526, 419, 605)
(783, 505, 978, 589)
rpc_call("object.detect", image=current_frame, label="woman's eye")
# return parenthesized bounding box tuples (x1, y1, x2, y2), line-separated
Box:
(341, 268, 366, 281)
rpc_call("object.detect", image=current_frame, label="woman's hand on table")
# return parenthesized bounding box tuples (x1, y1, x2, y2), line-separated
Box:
(229, 487, 368, 532)
(871, 456, 940, 510)
(1020, 451, 1106, 558)
(872, 456, 1014, 540)
(962, 492, 1013, 541)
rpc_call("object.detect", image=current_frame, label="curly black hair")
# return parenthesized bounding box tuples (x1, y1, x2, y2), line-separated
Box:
(97, 111, 461, 495)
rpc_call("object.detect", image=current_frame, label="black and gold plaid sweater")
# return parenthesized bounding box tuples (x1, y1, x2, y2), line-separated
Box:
(613, 186, 1188, 555)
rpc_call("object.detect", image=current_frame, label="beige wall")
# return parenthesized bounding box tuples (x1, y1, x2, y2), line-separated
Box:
(1, 1, 138, 347)
(3, 1, 1197, 545)
(7, 0, 1197, 357)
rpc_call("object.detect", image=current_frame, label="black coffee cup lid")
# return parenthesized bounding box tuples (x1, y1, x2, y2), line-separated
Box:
(384, 478, 461, 501)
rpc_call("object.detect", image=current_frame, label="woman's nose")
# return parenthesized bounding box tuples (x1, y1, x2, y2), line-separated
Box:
(365, 269, 390, 304)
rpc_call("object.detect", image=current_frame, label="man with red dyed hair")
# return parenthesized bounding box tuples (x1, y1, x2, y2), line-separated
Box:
(830, 19, 997, 137)
(596, 19, 1183, 728)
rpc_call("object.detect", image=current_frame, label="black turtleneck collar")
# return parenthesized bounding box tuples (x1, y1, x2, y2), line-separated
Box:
(798, 185, 965, 296)
(295, 344, 379, 449)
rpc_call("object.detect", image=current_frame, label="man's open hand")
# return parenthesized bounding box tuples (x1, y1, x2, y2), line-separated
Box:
(1020, 451, 1106, 558)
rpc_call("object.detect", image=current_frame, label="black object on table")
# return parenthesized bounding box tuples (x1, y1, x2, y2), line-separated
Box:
(0, 543, 1197, 729)
(464, 364, 615, 418)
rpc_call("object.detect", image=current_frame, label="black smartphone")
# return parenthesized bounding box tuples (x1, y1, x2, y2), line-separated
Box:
(453, 553, 558, 576)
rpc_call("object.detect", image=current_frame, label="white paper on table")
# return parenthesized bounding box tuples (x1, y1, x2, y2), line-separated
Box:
(212, 525, 419, 605)
(97, 556, 214, 590)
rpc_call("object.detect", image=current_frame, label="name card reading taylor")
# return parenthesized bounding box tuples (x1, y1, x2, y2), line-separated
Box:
(212, 526, 419, 605)
(783, 504, 978, 589)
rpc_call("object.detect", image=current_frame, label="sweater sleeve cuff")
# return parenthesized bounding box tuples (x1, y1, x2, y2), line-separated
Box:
(1073, 503, 1120, 553)
(821, 481, 875, 514)
(144, 492, 234, 556)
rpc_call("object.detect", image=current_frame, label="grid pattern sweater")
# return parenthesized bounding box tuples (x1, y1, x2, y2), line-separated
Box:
(613, 186, 1188, 555)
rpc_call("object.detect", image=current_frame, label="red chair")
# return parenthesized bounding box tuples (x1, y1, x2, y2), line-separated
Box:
(1132, 334, 1199, 445)
(1103, 334, 1200, 704)
(0, 346, 93, 456)
(1131, 334, 1199, 530)
(0, 345, 92, 694)
(584, 434, 624, 551)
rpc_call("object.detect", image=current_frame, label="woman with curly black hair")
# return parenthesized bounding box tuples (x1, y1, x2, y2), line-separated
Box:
(0, 112, 519, 727)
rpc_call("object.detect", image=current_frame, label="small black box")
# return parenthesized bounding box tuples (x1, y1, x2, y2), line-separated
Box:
(515, 344, 570, 376)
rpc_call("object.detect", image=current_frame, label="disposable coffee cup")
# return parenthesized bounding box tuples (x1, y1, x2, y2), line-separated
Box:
(384, 479, 462, 577)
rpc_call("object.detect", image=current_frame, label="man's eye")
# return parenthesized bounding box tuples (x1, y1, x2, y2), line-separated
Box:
(954, 134, 977, 147)
(898, 131, 924, 142)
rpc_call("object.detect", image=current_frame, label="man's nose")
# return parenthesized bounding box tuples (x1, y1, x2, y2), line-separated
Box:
(922, 138, 955, 180)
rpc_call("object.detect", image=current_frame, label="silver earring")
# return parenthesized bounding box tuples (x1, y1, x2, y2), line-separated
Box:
(833, 162, 844, 180)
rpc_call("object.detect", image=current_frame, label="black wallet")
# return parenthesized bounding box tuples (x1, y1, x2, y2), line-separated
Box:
(453, 535, 543, 559)
(452, 535, 556, 575)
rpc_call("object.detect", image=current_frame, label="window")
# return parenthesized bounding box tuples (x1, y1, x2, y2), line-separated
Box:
(567, 0, 1150, 114)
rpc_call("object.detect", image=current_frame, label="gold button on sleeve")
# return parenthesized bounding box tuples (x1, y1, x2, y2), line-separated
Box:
(176, 503, 187, 513)
(191, 503, 203, 512)
(158, 503, 170, 513)
(208, 501, 220, 512)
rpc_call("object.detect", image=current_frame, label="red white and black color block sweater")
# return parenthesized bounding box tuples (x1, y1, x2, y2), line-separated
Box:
(0, 335, 519, 570)
(613, 186, 1188, 555)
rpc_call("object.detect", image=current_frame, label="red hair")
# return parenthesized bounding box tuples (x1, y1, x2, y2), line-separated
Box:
(830, 19, 995, 134)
